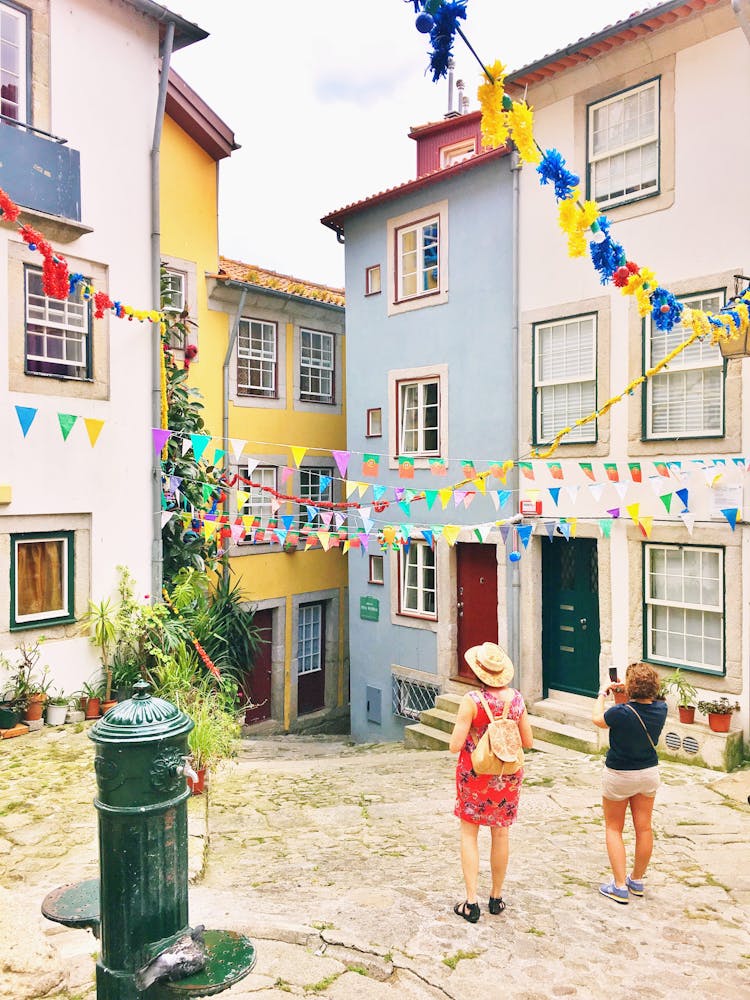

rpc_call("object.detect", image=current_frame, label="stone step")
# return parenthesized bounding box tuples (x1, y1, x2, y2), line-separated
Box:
(435, 693, 463, 714)
(418, 707, 458, 734)
(403, 722, 451, 750)
(532, 696, 600, 731)
(528, 714, 603, 755)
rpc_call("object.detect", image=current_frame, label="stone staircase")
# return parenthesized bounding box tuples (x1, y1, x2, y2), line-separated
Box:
(404, 690, 607, 755)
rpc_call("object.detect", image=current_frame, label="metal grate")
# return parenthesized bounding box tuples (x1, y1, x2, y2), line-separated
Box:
(682, 735, 700, 755)
(392, 674, 440, 721)
(664, 731, 681, 751)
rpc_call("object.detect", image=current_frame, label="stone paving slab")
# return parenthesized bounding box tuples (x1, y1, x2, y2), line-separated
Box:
(1, 729, 750, 999)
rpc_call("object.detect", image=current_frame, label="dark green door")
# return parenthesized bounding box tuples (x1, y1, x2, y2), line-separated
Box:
(542, 538, 600, 697)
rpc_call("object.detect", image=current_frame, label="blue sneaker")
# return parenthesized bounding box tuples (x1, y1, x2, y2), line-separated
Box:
(626, 875, 645, 896)
(599, 880, 629, 904)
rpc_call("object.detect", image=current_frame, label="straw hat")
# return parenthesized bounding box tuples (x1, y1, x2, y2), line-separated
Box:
(464, 642, 514, 687)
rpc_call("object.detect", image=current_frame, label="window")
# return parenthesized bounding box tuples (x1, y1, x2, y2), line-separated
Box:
(25, 266, 91, 379)
(392, 673, 439, 720)
(162, 269, 185, 314)
(11, 531, 74, 629)
(533, 314, 596, 444)
(645, 544, 724, 674)
(297, 603, 323, 675)
(0, 2, 27, 123)
(645, 291, 724, 439)
(365, 265, 381, 295)
(237, 319, 276, 397)
(366, 408, 382, 438)
(440, 138, 476, 168)
(299, 467, 333, 530)
(588, 79, 659, 208)
(300, 329, 334, 403)
(396, 216, 439, 301)
(398, 378, 439, 456)
(369, 555, 384, 585)
(400, 542, 436, 618)
(239, 465, 276, 524)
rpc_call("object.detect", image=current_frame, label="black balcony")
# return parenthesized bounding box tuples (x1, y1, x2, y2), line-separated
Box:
(0, 119, 81, 222)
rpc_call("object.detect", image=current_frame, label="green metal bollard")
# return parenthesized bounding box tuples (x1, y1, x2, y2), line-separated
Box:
(42, 680, 255, 999)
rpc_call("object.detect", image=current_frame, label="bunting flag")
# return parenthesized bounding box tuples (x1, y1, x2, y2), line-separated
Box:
(305, 505, 318, 523)
(463, 491, 476, 509)
(373, 484, 388, 501)
(517, 524, 533, 549)
(291, 446, 307, 468)
(654, 461, 670, 478)
(58, 413, 77, 441)
(557, 521, 571, 540)
(190, 434, 211, 462)
(453, 491, 466, 507)
(543, 521, 556, 541)
(394, 487, 405, 503)
(489, 492, 500, 511)
(152, 429, 171, 455)
(332, 449, 350, 478)
(604, 463, 619, 482)
(203, 520, 218, 541)
(280, 466, 294, 486)
(229, 438, 246, 460)
(357, 482, 370, 498)
(475, 523, 494, 543)
(424, 490, 438, 510)
(659, 493, 673, 513)
(626, 503, 640, 525)
(606, 508, 620, 519)
(317, 531, 332, 551)
(548, 487, 561, 507)
(245, 459, 259, 478)
(720, 508, 739, 531)
(564, 485, 579, 504)
(281, 514, 295, 531)
(362, 454, 380, 477)
(680, 511, 695, 535)
(497, 489, 512, 509)
(568, 518, 578, 537)
(519, 462, 534, 480)
(579, 462, 594, 481)
(398, 456, 415, 479)
(599, 519, 612, 538)
(399, 500, 411, 516)
(430, 457, 447, 476)
(473, 477, 486, 495)
(236, 490, 250, 511)
(461, 460, 477, 479)
(421, 528, 434, 548)
(319, 475, 332, 494)
(628, 462, 642, 483)
(490, 459, 513, 482)
(15, 405, 37, 437)
(161, 511, 174, 529)
(360, 507, 374, 533)
(181, 438, 192, 456)
(676, 487, 689, 511)
(639, 516, 653, 538)
(439, 488, 453, 509)
(345, 480, 358, 500)
(588, 483, 605, 502)
(614, 483, 629, 501)
(84, 418, 104, 448)
(548, 462, 563, 480)
(499, 524, 511, 544)
(212, 448, 226, 467)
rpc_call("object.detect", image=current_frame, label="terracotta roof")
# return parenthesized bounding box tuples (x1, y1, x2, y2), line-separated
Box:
(321, 146, 509, 234)
(506, 0, 725, 88)
(215, 257, 345, 308)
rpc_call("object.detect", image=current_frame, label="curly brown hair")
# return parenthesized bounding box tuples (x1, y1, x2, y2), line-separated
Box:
(625, 662, 660, 700)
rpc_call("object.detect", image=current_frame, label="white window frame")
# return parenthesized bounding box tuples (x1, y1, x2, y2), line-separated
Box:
(644, 544, 724, 675)
(11, 532, 73, 627)
(396, 216, 439, 303)
(369, 554, 384, 585)
(162, 268, 186, 314)
(588, 79, 659, 209)
(366, 407, 382, 438)
(25, 266, 90, 380)
(645, 291, 725, 440)
(440, 138, 476, 168)
(297, 602, 323, 675)
(386, 200, 448, 316)
(533, 314, 597, 445)
(299, 466, 333, 531)
(0, 1, 27, 124)
(299, 328, 334, 403)
(399, 542, 437, 620)
(365, 265, 381, 296)
(239, 465, 276, 525)
(237, 318, 277, 397)
(398, 377, 440, 457)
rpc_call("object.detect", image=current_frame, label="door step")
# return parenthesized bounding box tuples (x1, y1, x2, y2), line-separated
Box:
(528, 713, 604, 756)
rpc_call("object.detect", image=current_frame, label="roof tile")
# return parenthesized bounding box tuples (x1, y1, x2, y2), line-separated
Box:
(215, 257, 345, 308)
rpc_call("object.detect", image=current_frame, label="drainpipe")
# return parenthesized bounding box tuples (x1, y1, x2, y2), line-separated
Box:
(732, 0, 750, 43)
(150, 21, 175, 600)
(507, 150, 522, 682)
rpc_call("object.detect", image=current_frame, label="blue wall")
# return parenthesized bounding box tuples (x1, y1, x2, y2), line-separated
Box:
(342, 156, 515, 740)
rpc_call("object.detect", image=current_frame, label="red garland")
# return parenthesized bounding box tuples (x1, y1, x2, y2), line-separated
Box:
(0, 189, 20, 223)
(613, 261, 639, 288)
(94, 291, 114, 319)
(19, 223, 70, 300)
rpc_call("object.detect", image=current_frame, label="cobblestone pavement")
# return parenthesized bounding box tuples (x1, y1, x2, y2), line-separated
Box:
(1, 726, 749, 999)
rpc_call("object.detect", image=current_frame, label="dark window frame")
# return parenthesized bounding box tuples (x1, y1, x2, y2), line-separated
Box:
(10, 529, 75, 631)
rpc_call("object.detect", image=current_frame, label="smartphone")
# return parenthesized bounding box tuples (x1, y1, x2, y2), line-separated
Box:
(608, 667, 619, 682)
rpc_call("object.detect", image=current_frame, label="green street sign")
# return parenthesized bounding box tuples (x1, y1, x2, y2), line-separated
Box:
(360, 596, 379, 622)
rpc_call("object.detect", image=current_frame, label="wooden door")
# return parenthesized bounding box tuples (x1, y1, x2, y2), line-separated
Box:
(244, 608, 272, 725)
(542, 538, 600, 697)
(297, 602, 326, 715)
(456, 543, 498, 681)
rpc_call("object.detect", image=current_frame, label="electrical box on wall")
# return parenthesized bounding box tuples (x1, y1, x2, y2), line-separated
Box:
(519, 498, 542, 516)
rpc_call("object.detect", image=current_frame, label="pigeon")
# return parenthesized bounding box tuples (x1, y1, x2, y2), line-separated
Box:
(135, 924, 207, 990)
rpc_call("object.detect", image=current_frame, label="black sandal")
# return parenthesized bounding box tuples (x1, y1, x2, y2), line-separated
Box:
(488, 896, 506, 915)
(453, 901, 480, 923)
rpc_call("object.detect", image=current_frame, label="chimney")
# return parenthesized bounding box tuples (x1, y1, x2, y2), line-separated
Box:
(456, 78, 465, 115)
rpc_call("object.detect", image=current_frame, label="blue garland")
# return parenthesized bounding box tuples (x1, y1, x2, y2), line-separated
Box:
(427, 2, 467, 81)
(536, 149, 579, 201)
(588, 216, 625, 285)
(651, 287, 684, 331)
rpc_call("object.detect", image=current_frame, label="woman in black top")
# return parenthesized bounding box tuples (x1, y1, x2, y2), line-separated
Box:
(592, 662, 667, 904)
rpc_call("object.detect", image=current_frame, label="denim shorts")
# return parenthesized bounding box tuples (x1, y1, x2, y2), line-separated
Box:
(602, 765, 660, 801)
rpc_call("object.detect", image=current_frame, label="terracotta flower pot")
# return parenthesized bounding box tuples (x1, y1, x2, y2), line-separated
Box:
(678, 705, 696, 724)
(101, 700, 118, 715)
(188, 767, 207, 795)
(707, 712, 731, 733)
(23, 694, 47, 722)
(84, 697, 101, 720)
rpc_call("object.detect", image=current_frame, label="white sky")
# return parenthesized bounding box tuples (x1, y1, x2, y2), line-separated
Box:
(167, 0, 646, 287)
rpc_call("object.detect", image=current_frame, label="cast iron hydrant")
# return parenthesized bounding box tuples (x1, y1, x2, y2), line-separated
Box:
(42, 680, 255, 998)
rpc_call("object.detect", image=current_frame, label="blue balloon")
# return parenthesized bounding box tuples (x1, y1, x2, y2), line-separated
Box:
(416, 11, 434, 32)
(508, 551, 522, 562)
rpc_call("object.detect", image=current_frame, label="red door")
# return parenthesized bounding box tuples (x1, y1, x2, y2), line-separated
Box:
(297, 602, 326, 715)
(456, 543, 498, 681)
(244, 608, 272, 724)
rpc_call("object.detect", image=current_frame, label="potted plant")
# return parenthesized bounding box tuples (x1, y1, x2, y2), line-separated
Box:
(4, 641, 51, 722)
(79, 597, 118, 707)
(659, 669, 698, 724)
(81, 680, 104, 719)
(187, 690, 241, 795)
(697, 696, 741, 733)
(46, 691, 70, 726)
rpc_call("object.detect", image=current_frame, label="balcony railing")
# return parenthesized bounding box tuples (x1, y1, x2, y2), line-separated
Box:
(0, 118, 81, 222)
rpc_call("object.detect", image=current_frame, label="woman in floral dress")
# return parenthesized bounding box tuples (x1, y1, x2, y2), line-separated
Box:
(449, 642, 534, 923)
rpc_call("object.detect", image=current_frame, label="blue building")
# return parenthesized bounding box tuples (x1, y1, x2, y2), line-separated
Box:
(322, 111, 519, 741)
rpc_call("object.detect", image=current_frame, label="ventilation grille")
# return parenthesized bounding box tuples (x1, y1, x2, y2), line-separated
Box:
(392, 675, 440, 721)
(664, 730, 701, 755)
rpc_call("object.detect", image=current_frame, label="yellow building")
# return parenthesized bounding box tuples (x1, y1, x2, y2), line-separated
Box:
(161, 74, 349, 733)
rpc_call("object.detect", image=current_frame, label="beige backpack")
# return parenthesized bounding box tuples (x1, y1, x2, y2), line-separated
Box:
(470, 692, 524, 776)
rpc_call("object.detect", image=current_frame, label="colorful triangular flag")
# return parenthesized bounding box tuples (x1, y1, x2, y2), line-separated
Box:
(153, 428, 171, 455)
(332, 450, 350, 478)
(58, 413, 77, 441)
(15, 405, 37, 437)
(84, 418, 104, 448)
(190, 433, 211, 462)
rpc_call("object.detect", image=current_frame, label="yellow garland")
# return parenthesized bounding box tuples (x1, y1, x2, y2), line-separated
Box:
(622, 266, 658, 317)
(159, 322, 168, 458)
(558, 190, 599, 257)
(506, 100, 541, 164)
(477, 61, 508, 149)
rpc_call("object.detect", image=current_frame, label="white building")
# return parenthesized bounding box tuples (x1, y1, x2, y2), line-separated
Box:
(509, 0, 749, 766)
(0, 0, 204, 698)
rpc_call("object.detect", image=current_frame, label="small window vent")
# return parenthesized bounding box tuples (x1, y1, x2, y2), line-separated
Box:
(664, 731, 681, 751)
(682, 735, 700, 755)
(392, 674, 440, 721)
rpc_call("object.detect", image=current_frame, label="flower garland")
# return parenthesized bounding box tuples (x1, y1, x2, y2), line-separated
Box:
(161, 587, 221, 679)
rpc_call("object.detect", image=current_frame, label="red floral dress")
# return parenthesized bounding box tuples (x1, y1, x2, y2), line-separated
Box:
(454, 688, 526, 827)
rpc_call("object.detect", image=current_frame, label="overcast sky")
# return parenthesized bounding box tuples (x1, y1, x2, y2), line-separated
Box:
(168, 1, 645, 287)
